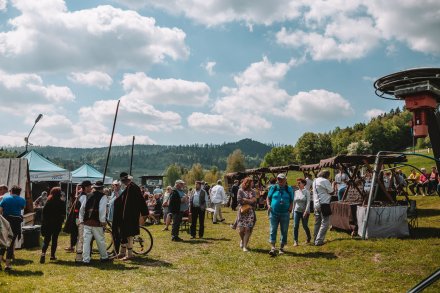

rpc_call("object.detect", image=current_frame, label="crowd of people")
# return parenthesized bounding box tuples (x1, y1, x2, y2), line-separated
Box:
(1, 165, 438, 270)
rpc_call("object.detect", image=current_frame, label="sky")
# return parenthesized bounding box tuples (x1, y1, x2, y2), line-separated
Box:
(0, 0, 439, 148)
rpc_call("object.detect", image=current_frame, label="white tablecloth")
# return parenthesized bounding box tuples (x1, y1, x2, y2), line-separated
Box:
(357, 205, 409, 238)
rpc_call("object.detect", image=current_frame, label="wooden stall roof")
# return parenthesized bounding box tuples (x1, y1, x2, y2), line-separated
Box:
(299, 163, 321, 171)
(317, 154, 407, 168)
(0, 158, 33, 213)
(269, 164, 300, 173)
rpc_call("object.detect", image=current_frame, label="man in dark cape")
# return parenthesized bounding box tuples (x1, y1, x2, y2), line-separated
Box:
(112, 172, 147, 260)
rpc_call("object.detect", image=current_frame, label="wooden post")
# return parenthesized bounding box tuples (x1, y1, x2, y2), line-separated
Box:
(103, 100, 120, 182)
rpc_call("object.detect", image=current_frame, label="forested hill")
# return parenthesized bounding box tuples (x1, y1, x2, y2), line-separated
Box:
(7, 139, 271, 178)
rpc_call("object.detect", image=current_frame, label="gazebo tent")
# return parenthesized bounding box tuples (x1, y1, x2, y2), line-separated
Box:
(23, 150, 71, 182)
(71, 163, 112, 184)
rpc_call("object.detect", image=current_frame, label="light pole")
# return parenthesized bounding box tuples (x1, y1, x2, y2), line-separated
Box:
(25, 114, 43, 152)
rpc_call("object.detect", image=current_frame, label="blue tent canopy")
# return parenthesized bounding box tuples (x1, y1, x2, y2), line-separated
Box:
(23, 150, 70, 182)
(71, 163, 113, 184)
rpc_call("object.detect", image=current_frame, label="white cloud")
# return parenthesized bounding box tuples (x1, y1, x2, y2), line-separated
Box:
(116, 0, 302, 27)
(276, 16, 381, 61)
(121, 72, 210, 106)
(68, 71, 113, 90)
(0, 0, 6, 12)
(0, 111, 156, 148)
(364, 0, 440, 55)
(203, 61, 216, 76)
(0, 0, 189, 72)
(283, 89, 354, 121)
(0, 70, 75, 113)
(364, 108, 385, 120)
(188, 57, 351, 134)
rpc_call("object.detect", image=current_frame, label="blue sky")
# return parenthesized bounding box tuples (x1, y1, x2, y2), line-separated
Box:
(0, 0, 439, 147)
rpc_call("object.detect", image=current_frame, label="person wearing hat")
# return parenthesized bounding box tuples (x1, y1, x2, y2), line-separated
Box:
(189, 181, 209, 239)
(168, 179, 188, 241)
(266, 173, 294, 256)
(79, 181, 111, 264)
(210, 180, 226, 224)
(112, 172, 148, 260)
(107, 180, 122, 255)
(64, 180, 92, 261)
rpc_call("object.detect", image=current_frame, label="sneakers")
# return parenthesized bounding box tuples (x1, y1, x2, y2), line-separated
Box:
(162, 227, 169, 231)
(50, 256, 57, 261)
(239, 240, 243, 248)
(64, 247, 74, 253)
(269, 248, 277, 256)
(172, 237, 184, 242)
(279, 248, 285, 255)
(242, 247, 249, 252)
(293, 241, 299, 247)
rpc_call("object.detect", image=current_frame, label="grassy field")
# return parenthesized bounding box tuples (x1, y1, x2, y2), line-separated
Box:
(0, 195, 439, 293)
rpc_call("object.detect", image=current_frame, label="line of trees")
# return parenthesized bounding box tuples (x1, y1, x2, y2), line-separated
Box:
(261, 108, 415, 166)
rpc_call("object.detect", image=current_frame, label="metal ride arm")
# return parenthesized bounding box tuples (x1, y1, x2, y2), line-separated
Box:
(407, 268, 440, 293)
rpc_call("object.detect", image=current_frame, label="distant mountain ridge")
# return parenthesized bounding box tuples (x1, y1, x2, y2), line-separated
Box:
(6, 138, 272, 179)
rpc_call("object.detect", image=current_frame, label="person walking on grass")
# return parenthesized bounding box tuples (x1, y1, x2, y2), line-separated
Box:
(40, 187, 66, 264)
(293, 179, 311, 246)
(312, 170, 335, 246)
(210, 180, 226, 224)
(0, 185, 25, 271)
(236, 177, 257, 252)
(267, 174, 294, 256)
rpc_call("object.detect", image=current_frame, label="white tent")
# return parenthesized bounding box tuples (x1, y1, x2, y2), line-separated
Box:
(23, 150, 71, 182)
(71, 163, 113, 185)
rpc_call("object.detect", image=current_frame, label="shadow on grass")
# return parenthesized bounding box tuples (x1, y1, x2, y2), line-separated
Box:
(12, 259, 34, 266)
(50, 259, 138, 270)
(4, 269, 44, 276)
(418, 209, 440, 218)
(181, 239, 210, 245)
(202, 237, 231, 242)
(250, 248, 337, 259)
(126, 257, 172, 268)
(409, 227, 440, 239)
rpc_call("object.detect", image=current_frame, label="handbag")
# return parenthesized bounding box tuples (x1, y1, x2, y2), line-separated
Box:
(240, 204, 252, 214)
(320, 203, 332, 217)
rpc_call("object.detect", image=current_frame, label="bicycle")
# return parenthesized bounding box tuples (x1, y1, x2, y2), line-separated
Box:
(104, 221, 154, 255)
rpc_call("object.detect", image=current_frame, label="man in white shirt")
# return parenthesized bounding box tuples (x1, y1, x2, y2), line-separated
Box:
(79, 181, 111, 264)
(210, 180, 226, 224)
(312, 170, 335, 246)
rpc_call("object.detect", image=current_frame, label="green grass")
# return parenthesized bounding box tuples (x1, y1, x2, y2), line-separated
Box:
(1, 196, 439, 292)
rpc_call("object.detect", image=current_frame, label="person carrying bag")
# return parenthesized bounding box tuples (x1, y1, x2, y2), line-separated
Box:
(312, 170, 335, 246)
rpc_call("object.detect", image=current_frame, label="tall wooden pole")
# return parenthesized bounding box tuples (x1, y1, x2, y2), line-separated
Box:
(103, 100, 120, 182)
(129, 136, 135, 175)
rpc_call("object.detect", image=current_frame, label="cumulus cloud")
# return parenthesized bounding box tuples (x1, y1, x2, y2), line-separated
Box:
(364, 108, 385, 120)
(116, 0, 302, 27)
(0, 70, 75, 113)
(188, 57, 352, 134)
(203, 61, 216, 76)
(0, 0, 6, 12)
(283, 90, 354, 121)
(0, 0, 189, 72)
(68, 71, 113, 90)
(6, 114, 156, 147)
(121, 72, 210, 106)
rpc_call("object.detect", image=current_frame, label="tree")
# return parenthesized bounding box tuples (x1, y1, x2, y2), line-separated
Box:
(260, 145, 296, 167)
(346, 140, 372, 155)
(164, 164, 182, 186)
(182, 163, 205, 185)
(295, 132, 333, 164)
(204, 166, 222, 184)
(226, 149, 246, 173)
